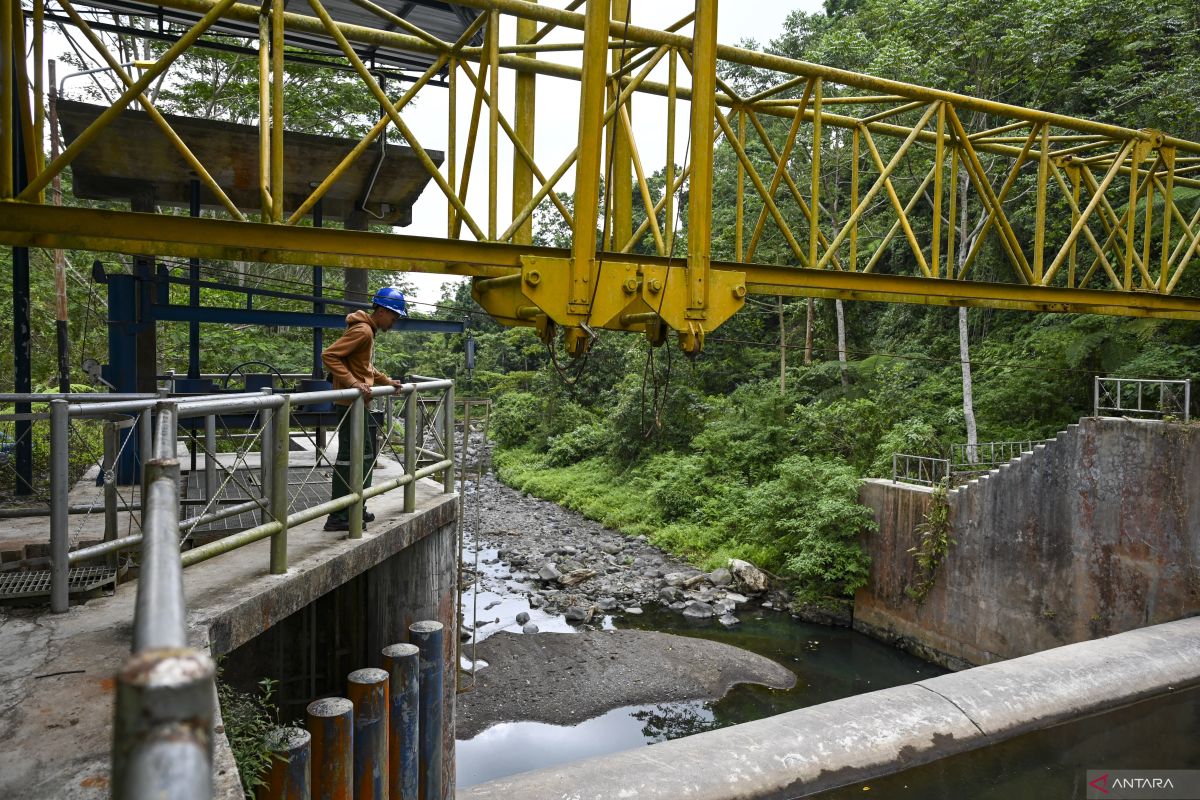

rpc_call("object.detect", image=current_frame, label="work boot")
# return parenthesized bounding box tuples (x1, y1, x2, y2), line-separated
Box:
(323, 518, 349, 532)
(364, 509, 376, 523)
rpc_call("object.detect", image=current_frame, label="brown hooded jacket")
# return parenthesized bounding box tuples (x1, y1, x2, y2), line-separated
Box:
(322, 310, 392, 405)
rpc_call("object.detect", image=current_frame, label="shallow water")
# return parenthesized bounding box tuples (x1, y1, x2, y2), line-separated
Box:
(456, 602, 944, 788)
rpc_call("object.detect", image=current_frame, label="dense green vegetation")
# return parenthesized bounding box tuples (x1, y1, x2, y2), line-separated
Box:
(3, 0, 1198, 599)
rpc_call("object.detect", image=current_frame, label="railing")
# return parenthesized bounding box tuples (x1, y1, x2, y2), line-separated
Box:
(891, 453, 950, 487)
(1094, 376, 1191, 422)
(949, 439, 1052, 476)
(24, 380, 457, 615)
(32, 380, 456, 798)
(110, 401, 214, 799)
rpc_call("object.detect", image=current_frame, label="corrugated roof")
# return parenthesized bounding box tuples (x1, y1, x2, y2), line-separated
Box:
(70, 0, 481, 73)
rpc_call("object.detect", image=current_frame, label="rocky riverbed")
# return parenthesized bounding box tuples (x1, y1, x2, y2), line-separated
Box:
(462, 473, 792, 633)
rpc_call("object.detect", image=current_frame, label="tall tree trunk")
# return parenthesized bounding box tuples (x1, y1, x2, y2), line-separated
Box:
(835, 299, 848, 388)
(957, 169, 978, 464)
(959, 306, 978, 463)
(803, 298, 814, 365)
(778, 296, 787, 393)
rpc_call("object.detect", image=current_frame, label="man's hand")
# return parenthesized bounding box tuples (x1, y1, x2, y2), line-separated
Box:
(389, 379, 404, 390)
(354, 382, 373, 399)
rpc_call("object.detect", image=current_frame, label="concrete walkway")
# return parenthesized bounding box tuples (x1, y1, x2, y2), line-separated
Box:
(0, 473, 456, 800)
(462, 616, 1200, 800)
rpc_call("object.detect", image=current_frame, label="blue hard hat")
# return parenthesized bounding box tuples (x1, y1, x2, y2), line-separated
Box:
(372, 286, 408, 316)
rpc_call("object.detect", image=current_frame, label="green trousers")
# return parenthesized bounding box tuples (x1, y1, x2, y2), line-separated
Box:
(328, 402, 377, 522)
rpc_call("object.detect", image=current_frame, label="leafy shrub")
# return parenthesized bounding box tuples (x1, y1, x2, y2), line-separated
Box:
(733, 455, 875, 598)
(546, 421, 608, 466)
(217, 675, 280, 795)
(870, 418, 943, 478)
(489, 391, 543, 448)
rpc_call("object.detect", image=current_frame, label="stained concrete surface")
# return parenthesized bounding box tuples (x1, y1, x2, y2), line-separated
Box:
(456, 629, 797, 738)
(856, 417, 1200, 668)
(0, 473, 456, 800)
(461, 616, 1200, 800)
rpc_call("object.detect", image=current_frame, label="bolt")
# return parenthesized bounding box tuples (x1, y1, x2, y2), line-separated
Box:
(623, 277, 638, 294)
(732, 284, 747, 299)
(648, 278, 662, 294)
(525, 270, 541, 286)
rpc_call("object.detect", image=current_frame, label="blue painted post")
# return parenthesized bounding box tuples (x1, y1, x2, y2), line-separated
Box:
(260, 727, 311, 800)
(382, 644, 420, 800)
(348, 668, 389, 800)
(408, 621, 443, 800)
(306, 697, 353, 800)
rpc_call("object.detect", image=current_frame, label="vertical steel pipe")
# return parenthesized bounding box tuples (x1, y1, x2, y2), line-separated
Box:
(204, 413, 217, 501)
(49, 399, 69, 613)
(348, 668, 389, 800)
(260, 389, 274, 527)
(260, 727, 311, 800)
(139, 406, 153, 485)
(103, 421, 119, 572)
(403, 391, 416, 513)
(307, 697, 354, 800)
(269, 396, 291, 574)
(409, 621, 443, 800)
(349, 394, 365, 539)
(442, 386, 454, 495)
(382, 643, 420, 800)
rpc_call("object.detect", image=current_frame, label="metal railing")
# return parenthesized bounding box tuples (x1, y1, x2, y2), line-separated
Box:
(1094, 376, 1191, 422)
(22, 380, 456, 617)
(949, 439, 1053, 476)
(30, 380, 457, 798)
(891, 453, 950, 487)
(111, 402, 214, 799)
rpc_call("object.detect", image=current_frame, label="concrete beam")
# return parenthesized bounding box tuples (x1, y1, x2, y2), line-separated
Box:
(461, 616, 1200, 800)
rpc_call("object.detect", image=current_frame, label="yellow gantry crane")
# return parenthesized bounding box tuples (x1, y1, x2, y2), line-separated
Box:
(3, 0, 1200, 355)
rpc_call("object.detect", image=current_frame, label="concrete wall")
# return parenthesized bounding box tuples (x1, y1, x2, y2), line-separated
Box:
(856, 417, 1200, 668)
(462, 617, 1200, 800)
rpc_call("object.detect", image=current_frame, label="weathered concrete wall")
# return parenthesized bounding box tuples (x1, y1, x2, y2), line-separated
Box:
(856, 417, 1200, 668)
(462, 616, 1200, 800)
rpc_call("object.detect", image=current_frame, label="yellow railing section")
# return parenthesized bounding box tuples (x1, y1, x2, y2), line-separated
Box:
(4, 0, 1200, 354)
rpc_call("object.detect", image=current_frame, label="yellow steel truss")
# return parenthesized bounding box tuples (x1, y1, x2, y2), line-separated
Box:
(4, 0, 1200, 354)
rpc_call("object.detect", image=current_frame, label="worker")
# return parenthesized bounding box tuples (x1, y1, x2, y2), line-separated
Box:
(321, 286, 408, 531)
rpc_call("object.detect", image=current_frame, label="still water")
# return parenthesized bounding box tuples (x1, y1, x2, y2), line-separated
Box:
(456, 605, 944, 788)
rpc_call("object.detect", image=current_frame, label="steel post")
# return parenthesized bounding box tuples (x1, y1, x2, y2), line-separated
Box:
(112, 648, 215, 800)
(404, 391, 416, 513)
(103, 421, 120, 572)
(262, 727, 311, 800)
(204, 413, 217, 501)
(307, 697, 354, 800)
(1094, 375, 1100, 417)
(348, 668, 389, 800)
(260, 388, 274, 527)
(49, 399, 70, 613)
(349, 394, 365, 539)
(442, 385, 455, 494)
(138, 406, 153, 486)
(409, 621, 443, 800)
(269, 396, 291, 574)
(382, 643, 420, 800)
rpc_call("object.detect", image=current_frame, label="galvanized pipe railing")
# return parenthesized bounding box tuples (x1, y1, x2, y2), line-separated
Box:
(112, 402, 215, 800)
(48, 379, 456, 610)
(1094, 376, 1191, 422)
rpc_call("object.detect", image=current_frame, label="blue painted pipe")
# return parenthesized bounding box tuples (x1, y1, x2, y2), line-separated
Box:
(382, 644, 420, 800)
(261, 727, 311, 800)
(348, 668, 390, 800)
(408, 621, 443, 800)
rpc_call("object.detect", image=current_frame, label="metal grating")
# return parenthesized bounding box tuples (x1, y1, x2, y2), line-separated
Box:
(184, 467, 334, 538)
(0, 565, 117, 600)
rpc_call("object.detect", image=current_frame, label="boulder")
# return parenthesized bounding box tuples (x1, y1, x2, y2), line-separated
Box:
(682, 601, 715, 619)
(538, 563, 562, 582)
(717, 614, 740, 627)
(708, 567, 733, 587)
(515, 612, 530, 625)
(564, 606, 593, 624)
(522, 623, 540, 634)
(728, 559, 769, 594)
